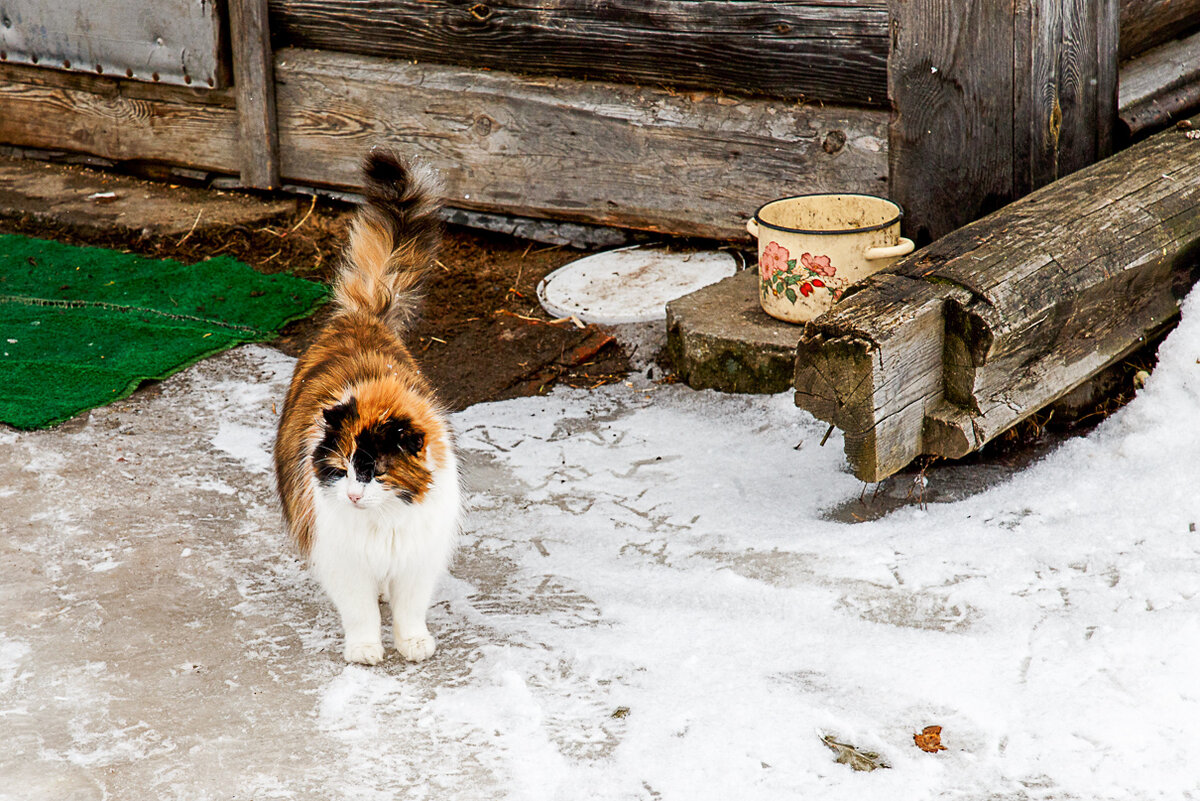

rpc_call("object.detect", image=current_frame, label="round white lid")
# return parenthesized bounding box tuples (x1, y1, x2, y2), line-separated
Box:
(536, 246, 738, 325)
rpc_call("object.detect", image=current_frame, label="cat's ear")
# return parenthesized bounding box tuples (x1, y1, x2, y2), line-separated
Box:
(381, 417, 424, 457)
(322, 398, 358, 430)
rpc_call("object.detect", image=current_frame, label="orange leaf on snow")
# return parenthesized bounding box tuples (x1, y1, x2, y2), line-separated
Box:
(913, 725, 947, 753)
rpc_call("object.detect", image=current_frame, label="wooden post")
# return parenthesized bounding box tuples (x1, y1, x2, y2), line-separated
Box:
(888, 0, 1119, 243)
(229, 0, 280, 189)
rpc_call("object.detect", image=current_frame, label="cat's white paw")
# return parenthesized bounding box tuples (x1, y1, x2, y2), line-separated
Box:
(343, 640, 385, 665)
(396, 633, 436, 662)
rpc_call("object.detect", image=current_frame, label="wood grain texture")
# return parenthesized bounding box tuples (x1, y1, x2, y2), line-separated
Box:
(890, 0, 1118, 243)
(230, 0, 281, 188)
(0, 63, 239, 172)
(271, 47, 889, 239)
(794, 112, 1200, 481)
(1119, 0, 1200, 61)
(269, 0, 889, 106)
(887, 0, 1016, 245)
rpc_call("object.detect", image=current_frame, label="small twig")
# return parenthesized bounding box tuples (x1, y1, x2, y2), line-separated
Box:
(433, 259, 451, 273)
(548, 315, 586, 329)
(498, 309, 549, 324)
(176, 210, 203, 247)
(819, 423, 835, 447)
(287, 194, 318, 233)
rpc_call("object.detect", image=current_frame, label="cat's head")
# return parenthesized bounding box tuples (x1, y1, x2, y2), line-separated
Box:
(311, 395, 432, 510)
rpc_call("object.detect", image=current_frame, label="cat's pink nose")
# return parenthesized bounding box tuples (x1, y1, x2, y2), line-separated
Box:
(347, 490, 363, 503)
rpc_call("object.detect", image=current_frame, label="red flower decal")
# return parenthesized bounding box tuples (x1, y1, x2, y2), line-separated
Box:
(760, 241, 790, 282)
(811, 278, 825, 288)
(799, 282, 814, 297)
(801, 252, 836, 277)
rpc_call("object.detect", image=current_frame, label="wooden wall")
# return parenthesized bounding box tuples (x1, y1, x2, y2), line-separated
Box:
(1, 0, 1197, 243)
(269, 0, 891, 106)
(0, 49, 889, 240)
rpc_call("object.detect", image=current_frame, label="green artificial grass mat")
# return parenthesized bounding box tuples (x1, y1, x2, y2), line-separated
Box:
(0, 234, 327, 429)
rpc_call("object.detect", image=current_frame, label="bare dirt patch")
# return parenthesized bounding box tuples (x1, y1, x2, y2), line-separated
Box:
(0, 172, 630, 410)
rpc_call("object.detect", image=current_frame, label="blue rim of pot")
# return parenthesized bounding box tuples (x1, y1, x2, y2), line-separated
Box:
(752, 193, 903, 236)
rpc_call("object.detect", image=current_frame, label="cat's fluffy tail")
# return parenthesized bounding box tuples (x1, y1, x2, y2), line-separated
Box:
(331, 148, 443, 333)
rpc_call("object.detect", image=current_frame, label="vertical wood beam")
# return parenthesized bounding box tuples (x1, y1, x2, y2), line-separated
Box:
(229, 0, 280, 189)
(887, 0, 1118, 243)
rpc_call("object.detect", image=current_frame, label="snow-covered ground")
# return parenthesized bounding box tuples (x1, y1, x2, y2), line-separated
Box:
(2, 291, 1198, 800)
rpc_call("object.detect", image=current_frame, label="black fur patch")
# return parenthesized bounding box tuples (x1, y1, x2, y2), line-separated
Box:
(351, 416, 424, 482)
(313, 399, 358, 485)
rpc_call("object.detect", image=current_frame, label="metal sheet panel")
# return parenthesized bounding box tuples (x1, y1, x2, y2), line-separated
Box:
(0, 0, 226, 87)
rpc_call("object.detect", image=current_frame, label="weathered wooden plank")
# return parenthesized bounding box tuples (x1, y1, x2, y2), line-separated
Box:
(889, 0, 1118, 243)
(0, 63, 240, 173)
(795, 113, 1200, 482)
(269, 0, 890, 106)
(1119, 28, 1200, 137)
(272, 48, 889, 240)
(230, 0, 281, 188)
(888, 0, 1017, 245)
(1119, 0, 1200, 61)
(1020, 0, 1117, 188)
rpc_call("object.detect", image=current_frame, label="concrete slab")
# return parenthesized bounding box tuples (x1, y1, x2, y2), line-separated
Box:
(664, 269, 804, 393)
(0, 155, 295, 238)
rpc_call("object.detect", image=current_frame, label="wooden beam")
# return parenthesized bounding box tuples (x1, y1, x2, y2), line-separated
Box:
(888, 0, 1119, 243)
(269, 0, 890, 106)
(1119, 28, 1200, 137)
(229, 0, 281, 189)
(795, 113, 1200, 483)
(271, 48, 889, 240)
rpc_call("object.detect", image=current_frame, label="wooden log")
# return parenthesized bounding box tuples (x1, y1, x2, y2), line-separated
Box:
(888, 0, 1118, 244)
(271, 47, 889, 240)
(1119, 28, 1200, 137)
(795, 113, 1200, 483)
(1119, 0, 1200, 61)
(269, 0, 890, 106)
(0, 62, 240, 173)
(230, 0, 281, 189)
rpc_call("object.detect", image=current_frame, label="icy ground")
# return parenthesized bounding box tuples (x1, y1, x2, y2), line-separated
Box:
(2, 292, 1199, 800)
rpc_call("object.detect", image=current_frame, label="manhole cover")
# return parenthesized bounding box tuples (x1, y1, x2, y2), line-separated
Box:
(537, 246, 739, 325)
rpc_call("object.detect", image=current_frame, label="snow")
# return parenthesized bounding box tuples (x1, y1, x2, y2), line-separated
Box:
(1, 290, 1198, 799)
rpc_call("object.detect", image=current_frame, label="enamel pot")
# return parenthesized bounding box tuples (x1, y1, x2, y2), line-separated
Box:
(746, 194, 915, 324)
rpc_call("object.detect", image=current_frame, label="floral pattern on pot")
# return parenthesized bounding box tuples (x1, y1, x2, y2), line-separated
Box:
(759, 243, 841, 304)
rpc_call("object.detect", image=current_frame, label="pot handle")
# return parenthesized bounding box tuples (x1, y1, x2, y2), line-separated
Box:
(746, 217, 760, 239)
(864, 237, 915, 261)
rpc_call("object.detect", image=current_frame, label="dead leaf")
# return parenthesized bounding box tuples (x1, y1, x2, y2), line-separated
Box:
(821, 734, 890, 771)
(913, 725, 947, 753)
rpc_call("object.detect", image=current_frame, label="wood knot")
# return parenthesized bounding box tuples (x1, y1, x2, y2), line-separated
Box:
(822, 130, 847, 155)
(468, 3, 493, 20)
(473, 115, 495, 136)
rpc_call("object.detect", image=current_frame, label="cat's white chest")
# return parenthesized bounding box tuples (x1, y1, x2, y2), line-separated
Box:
(309, 460, 460, 586)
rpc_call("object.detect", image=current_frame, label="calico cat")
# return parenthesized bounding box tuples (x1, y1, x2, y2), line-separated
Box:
(273, 149, 460, 665)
